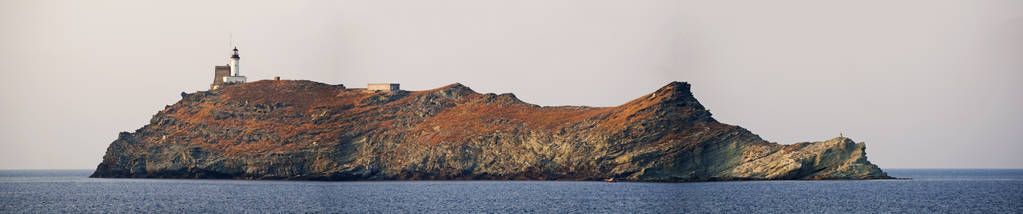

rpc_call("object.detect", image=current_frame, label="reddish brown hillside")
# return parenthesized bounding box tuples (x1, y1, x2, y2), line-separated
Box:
(92, 80, 889, 181)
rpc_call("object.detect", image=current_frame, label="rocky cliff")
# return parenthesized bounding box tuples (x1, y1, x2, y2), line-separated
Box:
(91, 80, 890, 181)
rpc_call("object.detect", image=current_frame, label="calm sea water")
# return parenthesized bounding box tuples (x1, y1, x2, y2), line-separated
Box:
(1, 169, 1020, 213)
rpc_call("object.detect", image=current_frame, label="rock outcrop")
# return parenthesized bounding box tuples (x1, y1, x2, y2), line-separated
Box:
(91, 80, 890, 181)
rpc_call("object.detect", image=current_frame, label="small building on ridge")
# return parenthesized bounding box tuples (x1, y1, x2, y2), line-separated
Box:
(368, 83, 400, 92)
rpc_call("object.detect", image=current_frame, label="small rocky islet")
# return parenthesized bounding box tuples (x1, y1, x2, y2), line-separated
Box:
(91, 80, 890, 181)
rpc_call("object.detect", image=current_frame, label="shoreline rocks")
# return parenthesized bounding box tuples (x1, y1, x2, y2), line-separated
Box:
(91, 80, 890, 181)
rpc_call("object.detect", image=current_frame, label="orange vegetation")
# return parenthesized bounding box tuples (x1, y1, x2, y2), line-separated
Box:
(140, 80, 708, 155)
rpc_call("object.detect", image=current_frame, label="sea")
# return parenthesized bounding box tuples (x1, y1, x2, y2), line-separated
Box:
(0, 169, 1020, 213)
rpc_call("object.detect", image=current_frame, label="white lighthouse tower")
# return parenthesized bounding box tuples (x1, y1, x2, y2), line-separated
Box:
(229, 47, 240, 76)
(222, 47, 247, 84)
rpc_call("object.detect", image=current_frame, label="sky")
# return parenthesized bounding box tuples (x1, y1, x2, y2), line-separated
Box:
(1, 0, 1020, 169)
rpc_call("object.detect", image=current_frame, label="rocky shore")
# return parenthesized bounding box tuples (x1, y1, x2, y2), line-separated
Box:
(91, 80, 890, 181)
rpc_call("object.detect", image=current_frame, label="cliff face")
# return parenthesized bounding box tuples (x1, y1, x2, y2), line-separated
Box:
(91, 80, 889, 181)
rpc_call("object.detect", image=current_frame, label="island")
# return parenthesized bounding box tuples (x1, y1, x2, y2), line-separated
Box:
(91, 80, 890, 181)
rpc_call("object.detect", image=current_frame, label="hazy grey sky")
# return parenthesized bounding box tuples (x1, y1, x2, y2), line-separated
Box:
(1, 0, 1021, 169)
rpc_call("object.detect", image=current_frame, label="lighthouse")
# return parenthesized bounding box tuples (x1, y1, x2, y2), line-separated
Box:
(210, 47, 248, 90)
(229, 47, 240, 76)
